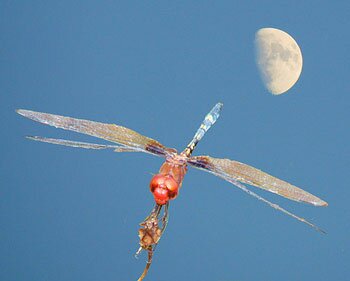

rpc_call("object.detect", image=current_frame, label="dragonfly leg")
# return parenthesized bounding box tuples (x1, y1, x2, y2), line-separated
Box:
(135, 204, 162, 257)
(136, 203, 167, 281)
(161, 202, 170, 234)
(152, 202, 170, 253)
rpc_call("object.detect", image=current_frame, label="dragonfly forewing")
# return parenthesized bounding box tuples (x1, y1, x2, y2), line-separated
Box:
(17, 109, 176, 157)
(188, 155, 328, 207)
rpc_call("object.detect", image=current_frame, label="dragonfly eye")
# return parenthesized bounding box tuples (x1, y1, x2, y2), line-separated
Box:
(150, 174, 179, 205)
(164, 176, 179, 199)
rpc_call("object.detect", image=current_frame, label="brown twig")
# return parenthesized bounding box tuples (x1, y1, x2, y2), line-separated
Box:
(137, 248, 153, 281)
(136, 203, 169, 281)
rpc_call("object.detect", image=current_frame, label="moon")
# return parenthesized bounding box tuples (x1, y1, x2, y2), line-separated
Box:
(255, 28, 303, 95)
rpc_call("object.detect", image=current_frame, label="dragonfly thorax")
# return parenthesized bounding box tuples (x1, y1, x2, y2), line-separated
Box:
(150, 174, 179, 205)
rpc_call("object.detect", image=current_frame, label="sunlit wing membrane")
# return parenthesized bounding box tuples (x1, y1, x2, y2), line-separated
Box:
(17, 109, 176, 157)
(215, 172, 325, 233)
(188, 155, 328, 207)
(26, 136, 139, 152)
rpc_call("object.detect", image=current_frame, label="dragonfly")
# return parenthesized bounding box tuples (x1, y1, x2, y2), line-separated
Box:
(17, 103, 327, 280)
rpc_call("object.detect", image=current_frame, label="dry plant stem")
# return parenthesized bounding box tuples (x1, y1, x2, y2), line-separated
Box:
(137, 249, 153, 281)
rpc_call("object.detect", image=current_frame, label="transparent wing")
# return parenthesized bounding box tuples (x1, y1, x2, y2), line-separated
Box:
(17, 109, 176, 157)
(26, 136, 137, 152)
(188, 155, 327, 232)
(189, 155, 327, 206)
(220, 174, 325, 233)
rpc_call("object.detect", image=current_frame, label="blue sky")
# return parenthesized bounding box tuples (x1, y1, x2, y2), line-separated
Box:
(1, 1, 349, 281)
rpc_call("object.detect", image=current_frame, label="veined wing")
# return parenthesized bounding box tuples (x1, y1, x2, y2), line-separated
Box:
(188, 155, 327, 233)
(26, 136, 137, 152)
(17, 109, 176, 157)
(189, 155, 327, 206)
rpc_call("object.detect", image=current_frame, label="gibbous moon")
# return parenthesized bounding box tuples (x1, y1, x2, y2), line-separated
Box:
(255, 28, 303, 95)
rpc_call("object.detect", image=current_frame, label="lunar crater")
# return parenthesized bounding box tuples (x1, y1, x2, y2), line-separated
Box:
(255, 27, 303, 95)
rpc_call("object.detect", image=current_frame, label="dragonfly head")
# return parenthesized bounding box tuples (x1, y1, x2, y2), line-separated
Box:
(150, 174, 179, 205)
